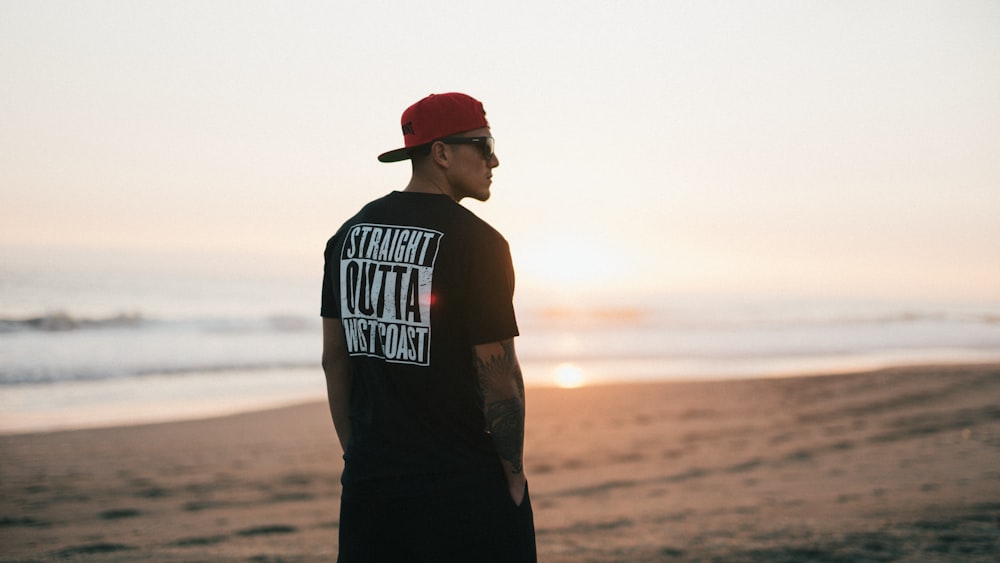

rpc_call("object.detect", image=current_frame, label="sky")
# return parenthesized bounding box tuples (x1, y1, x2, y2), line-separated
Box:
(2, 0, 999, 302)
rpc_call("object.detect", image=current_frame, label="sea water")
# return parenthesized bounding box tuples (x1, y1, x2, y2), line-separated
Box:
(2, 257, 999, 433)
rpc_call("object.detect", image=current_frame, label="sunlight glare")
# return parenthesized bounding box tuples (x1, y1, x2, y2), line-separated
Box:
(516, 233, 634, 291)
(554, 363, 586, 388)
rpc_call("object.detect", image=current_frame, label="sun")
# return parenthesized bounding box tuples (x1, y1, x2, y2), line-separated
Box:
(554, 363, 586, 388)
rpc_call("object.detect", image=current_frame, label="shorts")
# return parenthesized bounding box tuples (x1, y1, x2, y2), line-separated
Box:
(337, 471, 536, 562)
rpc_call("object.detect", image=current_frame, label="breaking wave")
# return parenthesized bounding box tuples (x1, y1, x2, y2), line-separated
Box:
(2, 299, 999, 387)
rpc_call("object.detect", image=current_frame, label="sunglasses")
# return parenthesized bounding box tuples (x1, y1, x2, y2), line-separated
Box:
(438, 136, 495, 161)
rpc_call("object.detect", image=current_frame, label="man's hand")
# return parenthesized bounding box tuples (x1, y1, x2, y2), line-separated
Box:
(508, 473, 527, 506)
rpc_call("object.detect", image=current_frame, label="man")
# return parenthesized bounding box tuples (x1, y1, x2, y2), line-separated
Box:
(321, 92, 536, 562)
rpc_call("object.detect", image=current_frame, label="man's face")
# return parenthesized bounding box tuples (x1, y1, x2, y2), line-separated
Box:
(445, 127, 499, 202)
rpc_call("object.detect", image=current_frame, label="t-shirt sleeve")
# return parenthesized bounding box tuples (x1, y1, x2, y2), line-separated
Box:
(464, 233, 519, 345)
(320, 237, 341, 318)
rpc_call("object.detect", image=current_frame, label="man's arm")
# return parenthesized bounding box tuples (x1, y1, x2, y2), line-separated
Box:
(322, 318, 352, 452)
(474, 338, 527, 505)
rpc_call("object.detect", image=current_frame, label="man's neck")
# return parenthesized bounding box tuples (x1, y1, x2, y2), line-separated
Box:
(403, 176, 456, 201)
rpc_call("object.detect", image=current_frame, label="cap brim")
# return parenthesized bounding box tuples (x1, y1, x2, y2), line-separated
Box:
(377, 147, 411, 163)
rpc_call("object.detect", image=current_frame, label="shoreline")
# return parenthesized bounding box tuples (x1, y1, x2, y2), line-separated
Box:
(0, 367, 327, 436)
(5, 358, 1000, 437)
(3, 362, 999, 560)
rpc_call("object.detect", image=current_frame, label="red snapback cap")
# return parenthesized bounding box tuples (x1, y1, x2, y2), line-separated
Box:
(377, 92, 489, 162)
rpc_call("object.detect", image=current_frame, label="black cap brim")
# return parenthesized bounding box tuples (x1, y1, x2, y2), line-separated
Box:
(377, 147, 411, 163)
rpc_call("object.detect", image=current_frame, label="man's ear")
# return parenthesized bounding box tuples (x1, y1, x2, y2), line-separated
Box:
(430, 141, 450, 168)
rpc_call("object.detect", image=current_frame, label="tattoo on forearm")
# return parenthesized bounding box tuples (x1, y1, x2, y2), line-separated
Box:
(475, 340, 526, 473)
(486, 397, 525, 474)
(474, 340, 512, 378)
(474, 340, 525, 400)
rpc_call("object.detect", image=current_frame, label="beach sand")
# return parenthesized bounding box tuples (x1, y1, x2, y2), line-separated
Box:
(2, 364, 999, 561)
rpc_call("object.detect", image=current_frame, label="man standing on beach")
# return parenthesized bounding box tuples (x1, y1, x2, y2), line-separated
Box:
(321, 92, 536, 561)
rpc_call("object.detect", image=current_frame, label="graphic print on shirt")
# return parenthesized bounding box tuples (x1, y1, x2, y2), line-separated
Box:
(339, 223, 443, 366)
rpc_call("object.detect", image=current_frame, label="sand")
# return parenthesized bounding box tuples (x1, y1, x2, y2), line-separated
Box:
(2, 363, 999, 561)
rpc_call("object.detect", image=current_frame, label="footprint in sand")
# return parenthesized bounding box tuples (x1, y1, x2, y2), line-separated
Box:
(236, 525, 298, 537)
(171, 535, 229, 547)
(54, 543, 135, 557)
(99, 508, 142, 520)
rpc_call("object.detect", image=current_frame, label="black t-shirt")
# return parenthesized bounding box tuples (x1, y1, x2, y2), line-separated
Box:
(321, 191, 518, 497)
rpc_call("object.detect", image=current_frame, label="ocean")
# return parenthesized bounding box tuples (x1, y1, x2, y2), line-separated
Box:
(2, 257, 999, 433)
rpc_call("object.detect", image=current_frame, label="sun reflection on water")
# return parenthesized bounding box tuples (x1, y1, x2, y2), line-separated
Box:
(554, 363, 586, 388)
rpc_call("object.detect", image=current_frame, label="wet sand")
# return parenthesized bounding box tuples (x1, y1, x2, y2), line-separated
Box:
(2, 363, 999, 561)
